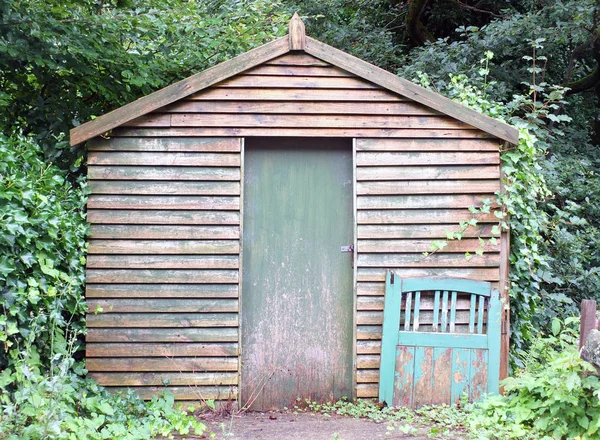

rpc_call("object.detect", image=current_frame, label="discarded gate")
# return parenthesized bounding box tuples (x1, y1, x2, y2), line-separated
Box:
(379, 273, 501, 407)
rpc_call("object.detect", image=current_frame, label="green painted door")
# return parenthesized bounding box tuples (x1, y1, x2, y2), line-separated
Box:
(241, 138, 354, 410)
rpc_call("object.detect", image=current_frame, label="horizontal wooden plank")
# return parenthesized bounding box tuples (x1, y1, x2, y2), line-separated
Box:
(171, 114, 469, 130)
(357, 253, 500, 268)
(266, 53, 331, 66)
(356, 383, 378, 398)
(356, 194, 495, 210)
(357, 355, 380, 369)
(356, 180, 500, 195)
(357, 209, 499, 224)
(87, 298, 238, 313)
(357, 282, 385, 296)
(244, 64, 353, 77)
(357, 340, 381, 355)
(87, 255, 239, 269)
(86, 342, 238, 358)
(86, 283, 238, 298)
(112, 127, 491, 138)
(88, 240, 239, 255)
(90, 372, 238, 386)
(108, 386, 237, 401)
(88, 152, 240, 166)
(357, 224, 496, 239)
(86, 327, 238, 343)
(356, 290, 476, 310)
(190, 87, 402, 101)
(165, 101, 437, 116)
(88, 210, 240, 225)
(88, 166, 240, 181)
(126, 114, 171, 127)
(356, 138, 501, 151)
(88, 196, 239, 210)
(90, 225, 239, 239)
(87, 313, 238, 328)
(356, 165, 500, 181)
(357, 152, 499, 166)
(357, 296, 385, 311)
(86, 269, 238, 284)
(358, 239, 500, 253)
(217, 75, 378, 89)
(89, 181, 240, 196)
(356, 325, 382, 340)
(87, 357, 238, 372)
(357, 268, 500, 282)
(357, 311, 382, 325)
(357, 369, 380, 383)
(88, 137, 241, 152)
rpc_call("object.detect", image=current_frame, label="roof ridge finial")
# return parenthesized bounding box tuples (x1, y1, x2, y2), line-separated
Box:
(289, 12, 306, 51)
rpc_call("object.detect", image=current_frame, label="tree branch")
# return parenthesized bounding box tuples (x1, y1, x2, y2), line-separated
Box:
(444, 0, 505, 18)
(405, 0, 434, 45)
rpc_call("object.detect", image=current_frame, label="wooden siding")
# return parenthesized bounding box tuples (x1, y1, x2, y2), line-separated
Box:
(86, 137, 241, 403)
(107, 53, 491, 140)
(354, 137, 502, 399)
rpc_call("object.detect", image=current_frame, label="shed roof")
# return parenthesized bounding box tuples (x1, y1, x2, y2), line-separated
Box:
(70, 13, 519, 146)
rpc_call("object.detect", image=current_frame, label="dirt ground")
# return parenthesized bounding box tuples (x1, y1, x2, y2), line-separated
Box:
(194, 411, 460, 440)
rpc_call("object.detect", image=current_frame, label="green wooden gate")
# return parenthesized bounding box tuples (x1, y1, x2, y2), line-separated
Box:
(379, 274, 502, 408)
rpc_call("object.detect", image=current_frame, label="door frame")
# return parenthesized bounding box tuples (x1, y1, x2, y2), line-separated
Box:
(237, 137, 358, 407)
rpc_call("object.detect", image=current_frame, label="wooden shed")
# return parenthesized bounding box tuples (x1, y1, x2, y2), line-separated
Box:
(71, 14, 517, 410)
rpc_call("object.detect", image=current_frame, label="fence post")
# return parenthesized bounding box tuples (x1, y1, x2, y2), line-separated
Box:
(579, 299, 598, 351)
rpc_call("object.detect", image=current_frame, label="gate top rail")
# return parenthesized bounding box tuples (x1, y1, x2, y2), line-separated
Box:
(400, 277, 492, 297)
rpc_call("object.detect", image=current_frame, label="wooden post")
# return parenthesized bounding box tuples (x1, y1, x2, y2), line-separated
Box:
(289, 12, 306, 50)
(580, 299, 598, 351)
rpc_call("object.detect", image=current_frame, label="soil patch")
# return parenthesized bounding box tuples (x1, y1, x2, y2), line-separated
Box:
(196, 411, 442, 440)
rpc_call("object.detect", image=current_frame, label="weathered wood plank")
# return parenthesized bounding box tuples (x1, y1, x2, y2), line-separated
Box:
(357, 296, 385, 310)
(356, 138, 501, 151)
(86, 313, 238, 328)
(357, 268, 500, 282)
(69, 36, 290, 145)
(358, 239, 500, 253)
(88, 137, 241, 152)
(413, 347, 434, 407)
(112, 127, 491, 138)
(357, 209, 498, 224)
(88, 152, 240, 166)
(393, 346, 415, 407)
(356, 340, 382, 354)
(305, 36, 518, 144)
(357, 253, 500, 268)
(356, 165, 500, 181)
(217, 75, 378, 89)
(87, 210, 240, 225)
(90, 372, 238, 386)
(86, 342, 238, 357)
(124, 114, 171, 127)
(88, 166, 240, 181)
(87, 255, 238, 269)
(88, 240, 239, 255)
(171, 114, 470, 130)
(357, 311, 383, 325)
(90, 225, 240, 239)
(164, 101, 437, 116)
(356, 194, 495, 210)
(356, 369, 380, 383)
(86, 269, 238, 284)
(431, 347, 452, 405)
(244, 65, 350, 77)
(357, 282, 385, 296)
(358, 224, 496, 239)
(356, 383, 378, 398)
(108, 386, 237, 401)
(356, 325, 382, 340)
(89, 181, 240, 195)
(357, 152, 499, 166)
(86, 327, 238, 342)
(266, 53, 330, 66)
(189, 87, 402, 101)
(87, 357, 238, 372)
(356, 354, 380, 369)
(87, 195, 239, 210)
(357, 180, 500, 195)
(86, 283, 238, 298)
(86, 298, 238, 313)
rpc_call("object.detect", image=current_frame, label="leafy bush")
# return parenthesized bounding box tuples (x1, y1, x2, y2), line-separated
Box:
(0, 132, 88, 369)
(469, 318, 600, 439)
